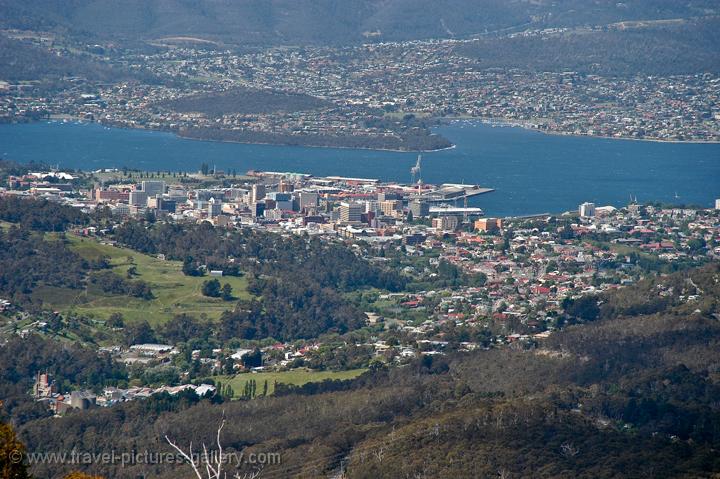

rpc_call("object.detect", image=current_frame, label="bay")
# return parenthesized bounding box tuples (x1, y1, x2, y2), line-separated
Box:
(0, 120, 718, 217)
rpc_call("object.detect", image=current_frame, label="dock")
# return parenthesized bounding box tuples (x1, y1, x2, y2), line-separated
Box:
(411, 184, 494, 203)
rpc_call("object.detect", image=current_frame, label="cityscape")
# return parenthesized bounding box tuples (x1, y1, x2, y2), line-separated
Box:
(1, 2, 719, 478)
(2, 32, 719, 149)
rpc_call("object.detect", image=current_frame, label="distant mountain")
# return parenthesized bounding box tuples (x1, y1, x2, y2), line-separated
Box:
(1, 0, 718, 46)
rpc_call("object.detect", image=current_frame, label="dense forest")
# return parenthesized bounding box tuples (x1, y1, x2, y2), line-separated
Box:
(0, 226, 96, 305)
(0, 196, 88, 232)
(4, 263, 718, 478)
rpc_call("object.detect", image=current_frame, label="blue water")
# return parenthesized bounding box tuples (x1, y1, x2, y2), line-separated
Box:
(1, 121, 718, 217)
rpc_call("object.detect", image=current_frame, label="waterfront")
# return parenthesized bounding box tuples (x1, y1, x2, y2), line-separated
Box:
(1, 120, 718, 217)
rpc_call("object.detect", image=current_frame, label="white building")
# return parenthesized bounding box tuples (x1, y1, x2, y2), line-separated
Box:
(579, 202, 596, 218)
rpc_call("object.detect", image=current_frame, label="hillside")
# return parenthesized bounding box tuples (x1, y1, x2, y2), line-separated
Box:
(38, 234, 252, 325)
(455, 16, 720, 75)
(13, 262, 720, 478)
(0, 35, 125, 83)
(1, 0, 718, 46)
(159, 88, 332, 116)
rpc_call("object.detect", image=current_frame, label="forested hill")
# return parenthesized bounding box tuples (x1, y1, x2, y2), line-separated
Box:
(1, 0, 717, 46)
(15, 262, 720, 478)
(456, 16, 720, 76)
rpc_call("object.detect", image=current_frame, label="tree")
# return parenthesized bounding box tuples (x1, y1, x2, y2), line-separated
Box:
(165, 415, 264, 479)
(159, 314, 204, 344)
(242, 349, 262, 369)
(563, 295, 600, 321)
(126, 265, 138, 278)
(124, 320, 156, 346)
(129, 280, 154, 300)
(0, 420, 30, 479)
(202, 279, 221, 298)
(182, 256, 202, 277)
(221, 283, 233, 301)
(107, 312, 124, 328)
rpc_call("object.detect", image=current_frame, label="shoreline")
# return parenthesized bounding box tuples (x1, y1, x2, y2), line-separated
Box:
(176, 130, 457, 153)
(4, 116, 718, 148)
(32, 116, 457, 153)
(442, 117, 720, 145)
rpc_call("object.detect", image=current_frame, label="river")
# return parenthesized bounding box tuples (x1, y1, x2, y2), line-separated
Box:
(1, 120, 718, 217)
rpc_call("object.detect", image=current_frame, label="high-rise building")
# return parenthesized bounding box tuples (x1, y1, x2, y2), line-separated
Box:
(251, 184, 266, 204)
(340, 201, 363, 223)
(579, 202, 596, 218)
(409, 200, 430, 218)
(279, 180, 294, 193)
(129, 190, 148, 207)
(207, 198, 222, 218)
(141, 180, 165, 198)
(380, 200, 403, 216)
(251, 202, 266, 218)
(297, 191, 319, 210)
(268, 192, 292, 210)
(147, 195, 164, 210)
(715, 199, 720, 210)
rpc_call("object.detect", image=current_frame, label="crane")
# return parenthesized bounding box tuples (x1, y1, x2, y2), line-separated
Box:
(410, 154, 422, 185)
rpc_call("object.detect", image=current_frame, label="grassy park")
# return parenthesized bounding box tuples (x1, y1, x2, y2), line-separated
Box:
(35, 234, 250, 325)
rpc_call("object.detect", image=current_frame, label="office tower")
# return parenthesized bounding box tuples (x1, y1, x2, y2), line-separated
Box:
(380, 200, 403, 216)
(298, 191, 319, 210)
(409, 199, 430, 218)
(268, 192, 292, 210)
(579, 202, 596, 218)
(129, 190, 148, 207)
(141, 180, 165, 198)
(207, 198, 222, 218)
(251, 184, 266, 204)
(339, 201, 363, 223)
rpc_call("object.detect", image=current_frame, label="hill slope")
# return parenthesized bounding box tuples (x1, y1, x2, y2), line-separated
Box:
(1, 0, 718, 45)
(14, 263, 720, 478)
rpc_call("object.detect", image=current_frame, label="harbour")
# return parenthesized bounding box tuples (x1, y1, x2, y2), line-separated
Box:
(0, 120, 718, 217)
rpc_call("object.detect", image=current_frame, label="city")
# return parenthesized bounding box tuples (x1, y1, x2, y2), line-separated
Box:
(1, 2, 720, 478)
(2, 29, 719, 148)
(2, 165, 718, 414)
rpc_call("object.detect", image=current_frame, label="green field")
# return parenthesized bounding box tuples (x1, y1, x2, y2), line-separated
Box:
(212, 368, 367, 397)
(37, 234, 250, 325)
